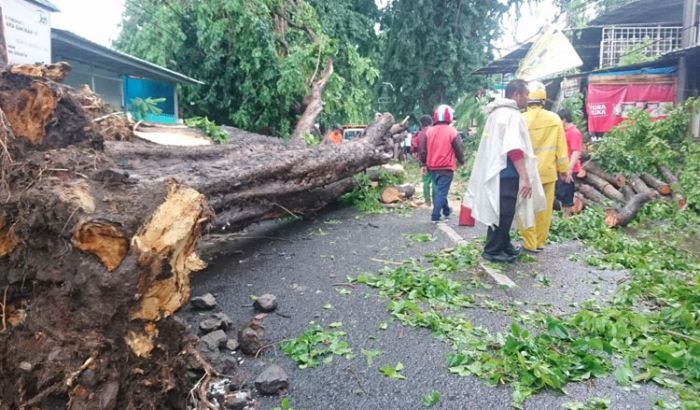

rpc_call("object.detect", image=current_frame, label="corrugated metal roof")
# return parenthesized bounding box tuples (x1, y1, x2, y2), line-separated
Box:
(26, 0, 60, 12)
(51, 29, 203, 85)
(587, 0, 694, 26)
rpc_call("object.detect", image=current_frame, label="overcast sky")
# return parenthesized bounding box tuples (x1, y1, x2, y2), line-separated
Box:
(49, 0, 560, 57)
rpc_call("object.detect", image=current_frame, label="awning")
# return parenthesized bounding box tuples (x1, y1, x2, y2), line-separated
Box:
(51, 29, 203, 86)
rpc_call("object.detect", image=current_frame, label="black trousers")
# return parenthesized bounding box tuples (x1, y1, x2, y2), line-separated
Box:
(484, 177, 519, 255)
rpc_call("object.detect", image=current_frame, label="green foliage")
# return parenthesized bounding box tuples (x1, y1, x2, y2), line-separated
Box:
(592, 98, 700, 211)
(421, 391, 441, 407)
(302, 132, 321, 146)
(454, 94, 487, 138)
(379, 0, 509, 118)
(339, 170, 403, 213)
(679, 141, 700, 211)
(353, 208, 700, 408)
(280, 324, 353, 368)
(184, 116, 228, 144)
(379, 362, 406, 380)
(562, 397, 611, 410)
(559, 92, 587, 136)
(403, 233, 435, 243)
(116, 0, 379, 138)
(361, 348, 383, 365)
(618, 38, 654, 67)
(129, 97, 165, 121)
(554, 0, 632, 27)
(593, 101, 694, 175)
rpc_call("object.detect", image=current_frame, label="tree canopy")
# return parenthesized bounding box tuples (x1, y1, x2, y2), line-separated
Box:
(378, 0, 509, 119)
(115, 0, 379, 137)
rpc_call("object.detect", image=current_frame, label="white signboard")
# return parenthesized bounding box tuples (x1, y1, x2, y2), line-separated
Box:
(516, 27, 583, 81)
(2, 0, 51, 64)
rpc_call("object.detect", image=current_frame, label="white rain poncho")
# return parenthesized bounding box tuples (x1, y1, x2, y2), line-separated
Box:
(463, 98, 546, 229)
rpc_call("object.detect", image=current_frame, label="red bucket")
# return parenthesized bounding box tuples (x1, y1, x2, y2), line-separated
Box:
(458, 204, 476, 227)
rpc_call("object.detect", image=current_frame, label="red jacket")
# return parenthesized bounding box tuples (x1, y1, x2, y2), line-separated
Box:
(419, 124, 464, 172)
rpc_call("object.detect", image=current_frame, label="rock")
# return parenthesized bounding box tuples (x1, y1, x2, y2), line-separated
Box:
(224, 391, 251, 410)
(191, 293, 217, 310)
(253, 294, 278, 313)
(238, 321, 265, 356)
(200, 312, 233, 333)
(254, 365, 289, 395)
(200, 318, 224, 333)
(226, 338, 239, 351)
(219, 356, 238, 374)
(213, 312, 233, 329)
(200, 330, 227, 351)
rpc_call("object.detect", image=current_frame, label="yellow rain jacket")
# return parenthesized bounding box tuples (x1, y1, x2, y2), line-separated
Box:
(522, 106, 569, 184)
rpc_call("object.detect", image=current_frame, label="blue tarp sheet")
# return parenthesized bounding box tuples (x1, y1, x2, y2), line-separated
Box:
(591, 66, 677, 77)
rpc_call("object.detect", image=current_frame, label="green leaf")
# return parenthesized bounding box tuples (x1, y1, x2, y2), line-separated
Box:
(421, 391, 441, 407)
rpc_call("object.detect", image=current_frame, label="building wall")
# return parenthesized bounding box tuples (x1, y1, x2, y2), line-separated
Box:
(55, 58, 124, 108)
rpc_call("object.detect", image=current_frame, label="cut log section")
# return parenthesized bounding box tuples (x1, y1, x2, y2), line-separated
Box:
(657, 165, 687, 210)
(605, 191, 657, 227)
(576, 182, 607, 203)
(583, 161, 625, 188)
(629, 175, 657, 197)
(380, 184, 415, 204)
(581, 172, 625, 203)
(640, 173, 671, 196)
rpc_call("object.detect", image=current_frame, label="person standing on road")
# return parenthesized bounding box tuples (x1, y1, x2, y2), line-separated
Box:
(465, 79, 545, 263)
(322, 125, 343, 145)
(518, 82, 569, 253)
(411, 115, 435, 206)
(556, 108, 583, 219)
(419, 105, 465, 223)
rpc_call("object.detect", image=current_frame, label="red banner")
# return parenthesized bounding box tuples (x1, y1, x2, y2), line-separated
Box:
(586, 83, 676, 133)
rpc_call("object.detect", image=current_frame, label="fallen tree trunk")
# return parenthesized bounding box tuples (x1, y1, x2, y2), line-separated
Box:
(604, 191, 657, 227)
(581, 172, 625, 203)
(380, 184, 415, 204)
(621, 184, 636, 201)
(629, 175, 656, 197)
(0, 66, 405, 409)
(583, 161, 625, 188)
(640, 173, 672, 196)
(576, 182, 607, 203)
(657, 165, 687, 210)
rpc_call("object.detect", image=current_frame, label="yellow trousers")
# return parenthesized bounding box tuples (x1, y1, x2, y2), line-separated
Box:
(519, 181, 555, 250)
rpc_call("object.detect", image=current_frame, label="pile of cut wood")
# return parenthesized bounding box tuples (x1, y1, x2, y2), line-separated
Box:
(572, 160, 686, 227)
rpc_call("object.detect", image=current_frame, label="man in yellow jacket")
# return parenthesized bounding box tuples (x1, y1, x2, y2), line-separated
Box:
(519, 82, 570, 252)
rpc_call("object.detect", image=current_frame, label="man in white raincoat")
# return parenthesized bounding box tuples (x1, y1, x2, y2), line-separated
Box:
(464, 79, 546, 263)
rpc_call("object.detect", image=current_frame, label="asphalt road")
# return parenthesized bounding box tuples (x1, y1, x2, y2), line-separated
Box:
(180, 205, 673, 410)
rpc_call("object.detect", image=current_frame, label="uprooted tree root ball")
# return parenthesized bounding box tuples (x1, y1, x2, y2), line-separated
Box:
(0, 64, 406, 409)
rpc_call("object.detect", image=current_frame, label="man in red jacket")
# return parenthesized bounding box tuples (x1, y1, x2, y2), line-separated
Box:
(419, 104, 465, 223)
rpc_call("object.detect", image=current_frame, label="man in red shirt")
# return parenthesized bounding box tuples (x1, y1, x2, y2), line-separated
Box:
(419, 105, 465, 223)
(556, 109, 583, 218)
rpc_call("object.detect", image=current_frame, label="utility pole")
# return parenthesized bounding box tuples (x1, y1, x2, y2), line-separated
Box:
(677, 0, 698, 102)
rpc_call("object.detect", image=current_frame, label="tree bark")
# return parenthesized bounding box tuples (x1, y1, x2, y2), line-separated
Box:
(290, 61, 334, 144)
(629, 175, 656, 197)
(621, 184, 636, 201)
(640, 173, 672, 196)
(583, 161, 625, 188)
(0, 66, 405, 409)
(657, 165, 687, 210)
(581, 172, 625, 203)
(604, 191, 657, 228)
(576, 182, 607, 203)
